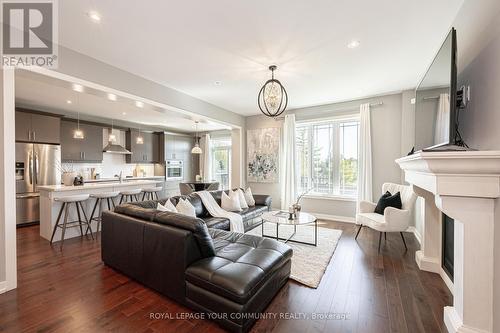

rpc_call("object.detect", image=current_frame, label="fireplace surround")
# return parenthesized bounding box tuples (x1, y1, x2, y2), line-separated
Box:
(396, 151, 500, 333)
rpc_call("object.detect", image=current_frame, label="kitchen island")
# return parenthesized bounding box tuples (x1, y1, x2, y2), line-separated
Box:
(38, 179, 163, 242)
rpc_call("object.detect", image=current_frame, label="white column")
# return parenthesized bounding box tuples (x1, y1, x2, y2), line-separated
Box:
(437, 195, 495, 333)
(413, 185, 442, 273)
(231, 128, 243, 188)
(0, 68, 17, 293)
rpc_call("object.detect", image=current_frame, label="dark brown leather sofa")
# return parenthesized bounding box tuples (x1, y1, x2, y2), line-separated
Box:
(101, 191, 292, 333)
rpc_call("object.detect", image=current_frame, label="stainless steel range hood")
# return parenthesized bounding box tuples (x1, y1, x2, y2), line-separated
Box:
(103, 143, 131, 154)
(102, 128, 132, 154)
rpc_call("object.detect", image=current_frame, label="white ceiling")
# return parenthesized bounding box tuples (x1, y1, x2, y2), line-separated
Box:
(15, 70, 231, 133)
(57, 0, 464, 116)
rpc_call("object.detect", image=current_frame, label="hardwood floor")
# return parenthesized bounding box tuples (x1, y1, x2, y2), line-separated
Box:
(0, 222, 451, 333)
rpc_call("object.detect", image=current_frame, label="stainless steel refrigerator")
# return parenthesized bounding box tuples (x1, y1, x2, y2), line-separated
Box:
(15, 143, 61, 226)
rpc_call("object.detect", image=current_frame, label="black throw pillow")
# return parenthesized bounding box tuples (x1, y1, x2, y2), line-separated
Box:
(374, 191, 402, 215)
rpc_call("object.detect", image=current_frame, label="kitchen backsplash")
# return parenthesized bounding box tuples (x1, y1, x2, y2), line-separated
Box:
(62, 152, 156, 180)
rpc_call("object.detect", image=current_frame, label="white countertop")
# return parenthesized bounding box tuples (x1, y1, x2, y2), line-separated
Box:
(38, 179, 163, 192)
(84, 176, 165, 183)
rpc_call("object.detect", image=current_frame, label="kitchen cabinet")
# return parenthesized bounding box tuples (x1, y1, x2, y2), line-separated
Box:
(15, 110, 61, 144)
(60, 120, 103, 162)
(159, 133, 195, 180)
(126, 130, 160, 163)
(160, 133, 194, 161)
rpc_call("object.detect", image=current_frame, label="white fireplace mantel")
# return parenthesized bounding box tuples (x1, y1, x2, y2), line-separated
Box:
(396, 151, 500, 333)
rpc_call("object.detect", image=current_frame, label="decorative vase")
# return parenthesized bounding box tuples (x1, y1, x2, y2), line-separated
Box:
(62, 172, 77, 186)
(292, 203, 301, 214)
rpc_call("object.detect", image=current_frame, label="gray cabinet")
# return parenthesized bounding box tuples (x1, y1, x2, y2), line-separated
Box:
(160, 133, 193, 161)
(159, 133, 195, 180)
(61, 120, 103, 162)
(126, 130, 160, 163)
(15, 111, 60, 144)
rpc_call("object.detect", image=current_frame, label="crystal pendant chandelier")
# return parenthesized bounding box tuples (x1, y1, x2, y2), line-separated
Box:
(258, 65, 288, 118)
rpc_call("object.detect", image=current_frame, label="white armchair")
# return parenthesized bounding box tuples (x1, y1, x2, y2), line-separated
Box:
(355, 183, 417, 252)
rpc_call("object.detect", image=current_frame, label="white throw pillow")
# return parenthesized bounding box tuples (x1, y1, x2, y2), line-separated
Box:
(244, 187, 256, 207)
(221, 191, 242, 212)
(237, 189, 249, 209)
(165, 199, 178, 212)
(157, 202, 170, 212)
(157, 199, 178, 212)
(176, 198, 196, 217)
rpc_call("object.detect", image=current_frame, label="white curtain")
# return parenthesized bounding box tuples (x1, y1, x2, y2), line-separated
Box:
(357, 103, 373, 207)
(199, 134, 212, 181)
(280, 114, 297, 210)
(434, 93, 450, 145)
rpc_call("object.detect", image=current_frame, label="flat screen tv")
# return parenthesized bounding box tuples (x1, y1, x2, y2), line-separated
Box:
(414, 28, 458, 151)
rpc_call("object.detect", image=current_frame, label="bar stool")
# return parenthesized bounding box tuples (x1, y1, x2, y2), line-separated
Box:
(50, 194, 93, 248)
(118, 188, 142, 204)
(142, 187, 163, 201)
(86, 191, 120, 236)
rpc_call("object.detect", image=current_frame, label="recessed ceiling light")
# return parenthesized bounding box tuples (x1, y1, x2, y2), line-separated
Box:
(72, 83, 84, 92)
(214, 81, 222, 86)
(66, 100, 72, 104)
(347, 40, 360, 49)
(107, 93, 117, 101)
(87, 11, 101, 22)
(135, 101, 144, 108)
(122, 112, 127, 115)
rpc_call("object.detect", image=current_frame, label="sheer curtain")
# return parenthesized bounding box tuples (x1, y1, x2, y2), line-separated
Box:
(281, 114, 297, 210)
(434, 93, 450, 145)
(357, 103, 372, 207)
(199, 133, 212, 181)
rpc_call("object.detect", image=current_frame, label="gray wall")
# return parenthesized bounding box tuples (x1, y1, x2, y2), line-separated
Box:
(454, 5, 500, 150)
(246, 92, 408, 219)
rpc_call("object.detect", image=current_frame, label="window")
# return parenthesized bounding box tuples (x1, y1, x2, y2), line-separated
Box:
(211, 136, 231, 190)
(296, 118, 359, 198)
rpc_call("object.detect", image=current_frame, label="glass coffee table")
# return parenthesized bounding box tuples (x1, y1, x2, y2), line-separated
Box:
(261, 211, 318, 246)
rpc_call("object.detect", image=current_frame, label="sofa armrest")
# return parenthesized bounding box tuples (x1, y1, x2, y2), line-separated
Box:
(253, 194, 272, 209)
(384, 207, 411, 231)
(359, 200, 376, 213)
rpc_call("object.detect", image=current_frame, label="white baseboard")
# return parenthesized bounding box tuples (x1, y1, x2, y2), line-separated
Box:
(407, 226, 422, 244)
(0, 281, 6, 294)
(312, 212, 355, 224)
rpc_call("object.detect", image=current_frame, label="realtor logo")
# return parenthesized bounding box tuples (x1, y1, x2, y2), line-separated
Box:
(1, 0, 58, 67)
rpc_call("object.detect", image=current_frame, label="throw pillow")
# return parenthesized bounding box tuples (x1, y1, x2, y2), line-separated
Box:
(157, 202, 170, 212)
(176, 198, 196, 217)
(164, 199, 177, 212)
(221, 190, 242, 212)
(244, 187, 256, 207)
(374, 191, 402, 215)
(237, 189, 249, 209)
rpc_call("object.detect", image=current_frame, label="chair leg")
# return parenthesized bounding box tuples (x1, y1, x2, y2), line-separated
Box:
(142, 192, 146, 201)
(50, 202, 65, 244)
(79, 202, 93, 240)
(378, 232, 382, 253)
(86, 199, 99, 236)
(119, 195, 124, 204)
(60, 203, 69, 249)
(75, 202, 83, 236)
(384, 232, 387, 241)
(400, 232, 408, 250)
(355, 224, 363, 240)
(155, 192, 159, 200)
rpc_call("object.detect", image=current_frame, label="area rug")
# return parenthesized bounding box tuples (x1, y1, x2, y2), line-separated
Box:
(247, 221, 342, 288)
